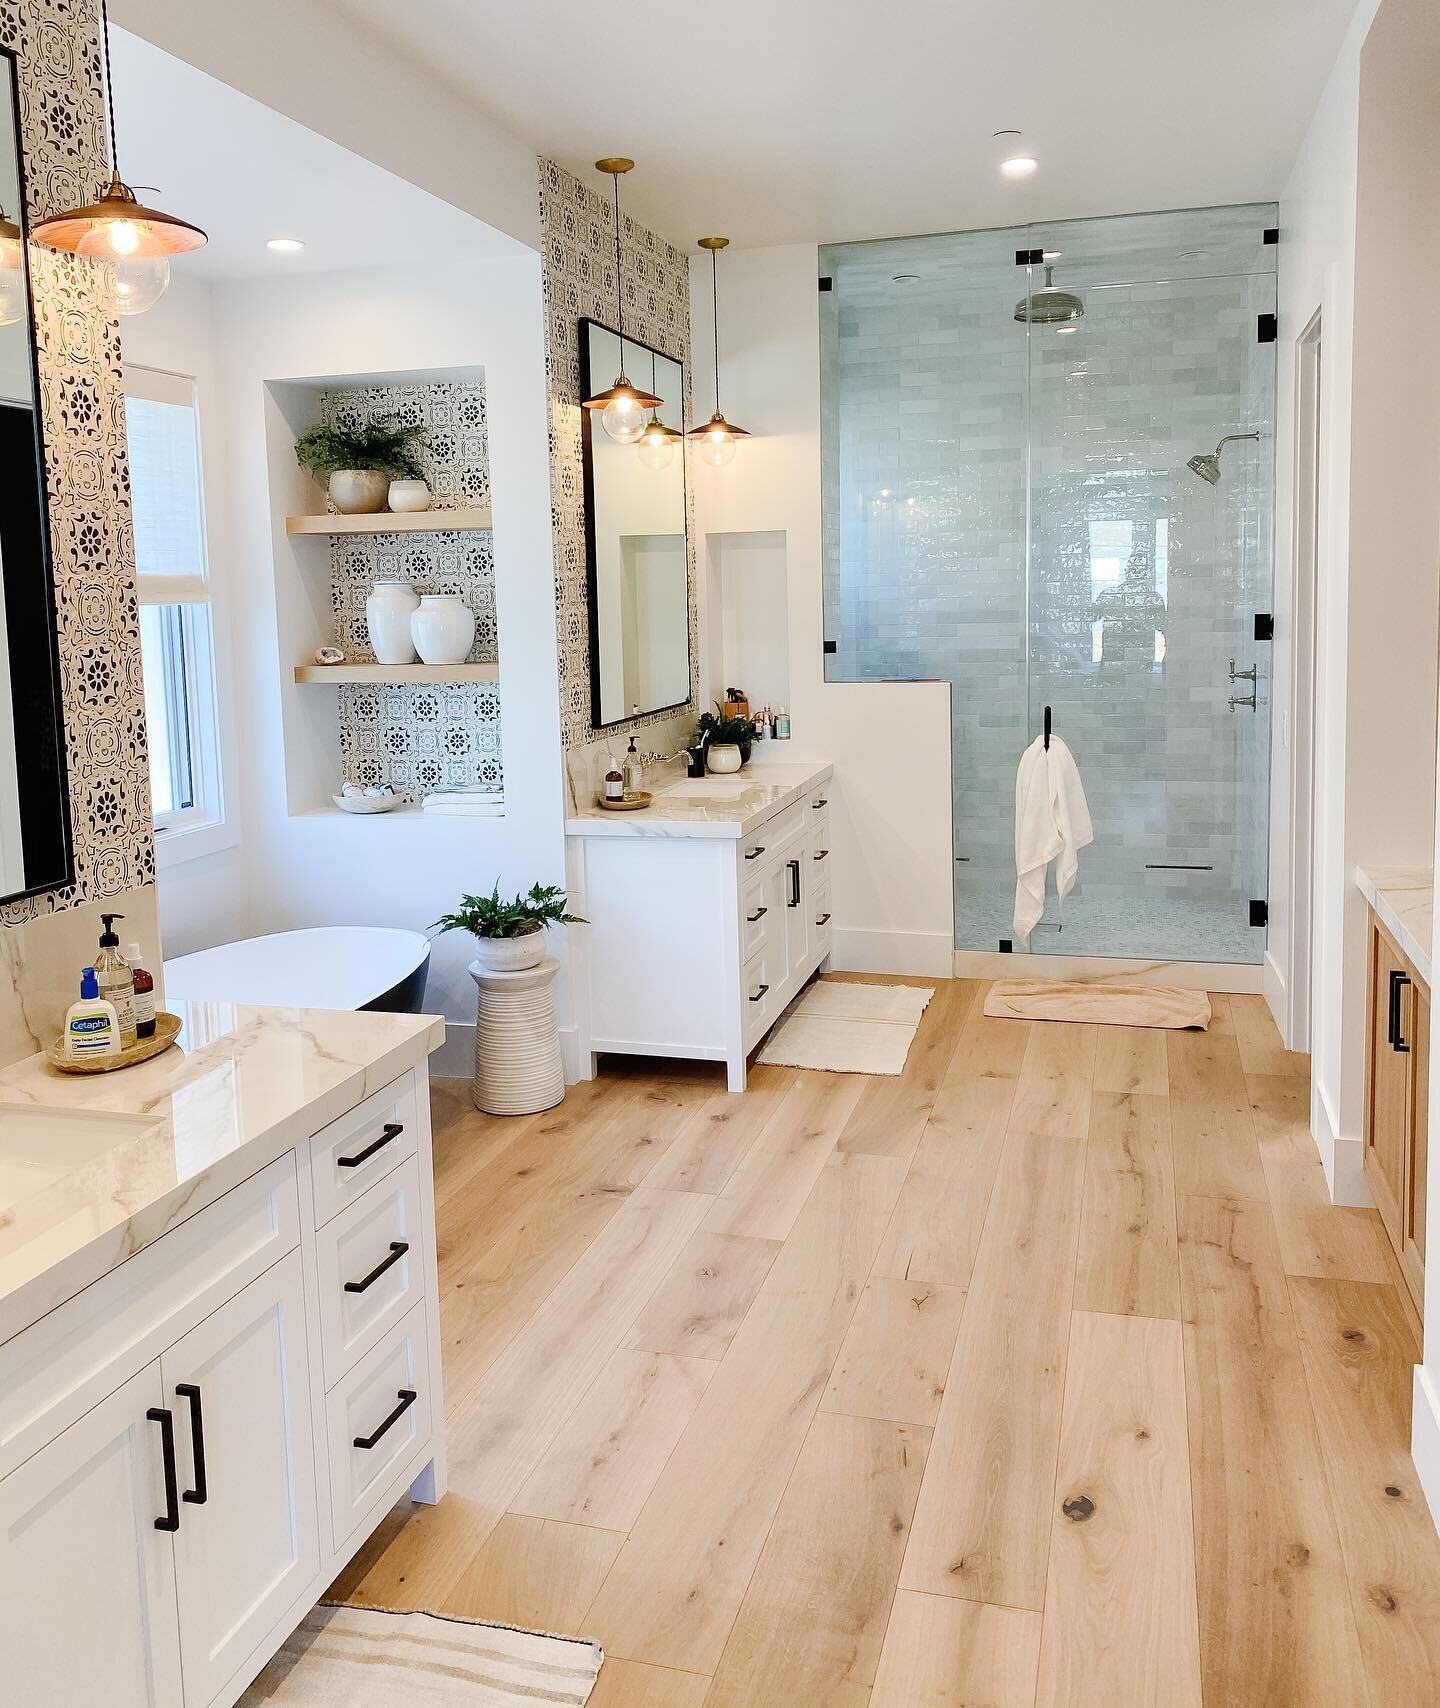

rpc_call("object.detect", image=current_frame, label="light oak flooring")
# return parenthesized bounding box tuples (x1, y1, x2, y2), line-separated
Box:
(332, 978, 1440, 1706)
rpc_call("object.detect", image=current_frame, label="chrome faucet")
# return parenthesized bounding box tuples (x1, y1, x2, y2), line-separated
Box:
(1228, 661, 1257, 712)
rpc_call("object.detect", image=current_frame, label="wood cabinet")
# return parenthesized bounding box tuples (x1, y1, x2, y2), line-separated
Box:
(1364, 913, 1428, 1317)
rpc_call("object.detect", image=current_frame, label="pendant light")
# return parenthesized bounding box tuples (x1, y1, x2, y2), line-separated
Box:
(33, 1, 207, 315)
(687, 236, 750, 469)
(0, 206, 26, 327)
(583, 158, 661, 444)
(636, 348, 683, 471)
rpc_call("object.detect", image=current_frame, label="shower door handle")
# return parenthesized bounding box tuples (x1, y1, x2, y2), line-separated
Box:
(1389, 968, 1411, 1053)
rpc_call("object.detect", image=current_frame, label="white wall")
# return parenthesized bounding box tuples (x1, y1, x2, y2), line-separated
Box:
(690, 244, 954, 976)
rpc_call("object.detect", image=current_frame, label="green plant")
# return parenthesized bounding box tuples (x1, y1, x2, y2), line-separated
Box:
(696, 703, 755, 748)
(293, 415, 429, 480)
(432, 882, 586, 941)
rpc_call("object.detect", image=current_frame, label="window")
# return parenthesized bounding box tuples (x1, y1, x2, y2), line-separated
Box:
(125, 367, 226, 845)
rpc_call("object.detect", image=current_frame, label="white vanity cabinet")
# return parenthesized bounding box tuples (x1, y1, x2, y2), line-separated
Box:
(0, 1061, 444, 1708)
(568, 764, 834, 1090)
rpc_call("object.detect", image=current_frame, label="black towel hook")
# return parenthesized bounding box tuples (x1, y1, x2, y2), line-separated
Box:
(1043, 705, 1052, 750)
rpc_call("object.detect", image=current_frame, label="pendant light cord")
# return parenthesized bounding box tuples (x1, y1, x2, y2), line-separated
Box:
(711, 249, 722, 415)
(612, 170, 625, 366)
(99, 0, 119, 177)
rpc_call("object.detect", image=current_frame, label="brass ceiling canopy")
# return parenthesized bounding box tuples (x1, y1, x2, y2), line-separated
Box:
(594, 157, 636, 176)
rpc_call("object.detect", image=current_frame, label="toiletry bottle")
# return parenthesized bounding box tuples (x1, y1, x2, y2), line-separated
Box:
(776, 706, 792, 740)
(604, 753, 625, 802)
(95, 913, 137, 1046)
(126, 941, 156, 1040)
(65, 967, 120, 1059)
(623, 736, 643, 796)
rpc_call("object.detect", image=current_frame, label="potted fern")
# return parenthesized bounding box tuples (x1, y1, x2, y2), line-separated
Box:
(294, 414, 430, 514)
(433, 882, 585, 973)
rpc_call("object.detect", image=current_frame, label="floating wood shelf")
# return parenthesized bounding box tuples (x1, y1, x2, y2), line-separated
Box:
(293, 662, 500, 685)
(285, 506, 492, 536)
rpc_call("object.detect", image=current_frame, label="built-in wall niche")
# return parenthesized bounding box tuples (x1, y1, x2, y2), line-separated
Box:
(704, 531, 791, 722)
(266, 365, 504, 816)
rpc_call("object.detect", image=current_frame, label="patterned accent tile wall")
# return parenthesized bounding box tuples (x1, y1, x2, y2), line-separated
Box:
(0, 0, 153, 930)
(320, 380, 502, 802)
(538, 155, 698, 749)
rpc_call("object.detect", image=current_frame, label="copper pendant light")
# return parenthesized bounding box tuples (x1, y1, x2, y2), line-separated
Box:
(636, 348, 683, 470)
(33, 1, 207, 315)
(0, 205, 25, 327)
(583, 158, 661, 443)
(687, 237, 750, 468)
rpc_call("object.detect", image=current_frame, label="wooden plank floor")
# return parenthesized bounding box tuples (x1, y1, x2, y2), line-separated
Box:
(334, 978, 1440, 1706)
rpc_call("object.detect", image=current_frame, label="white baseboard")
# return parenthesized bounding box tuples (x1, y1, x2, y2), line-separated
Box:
(1412, 1365, 1440, 1536)
(559, 1024, 585, 1084)
(1310, 1078, 1370, 1206)
(950, 950, 1264, 993)
(833, 926, 954, 979)
(1263, 949, 1287, 1038)
(431, 1020, 475, 1080)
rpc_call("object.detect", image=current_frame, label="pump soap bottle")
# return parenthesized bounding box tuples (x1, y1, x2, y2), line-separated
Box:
(95, 913, 137, 1047)
(64, 967, 120, 1060)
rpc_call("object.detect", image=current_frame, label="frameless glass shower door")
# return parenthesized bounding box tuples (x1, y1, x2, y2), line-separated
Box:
(819, 205, 1277, 964)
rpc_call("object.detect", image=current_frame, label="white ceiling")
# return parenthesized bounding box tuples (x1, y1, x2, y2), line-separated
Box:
(108, 27, 525, 281)
(317, 0, 1359, 249)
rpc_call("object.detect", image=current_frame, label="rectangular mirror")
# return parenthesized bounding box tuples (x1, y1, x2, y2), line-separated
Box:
(0, 47, 71, 903)
(580, 318, 690, 728)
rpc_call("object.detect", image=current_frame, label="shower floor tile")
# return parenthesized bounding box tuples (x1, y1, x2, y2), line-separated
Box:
(955, 879, 1262, 964)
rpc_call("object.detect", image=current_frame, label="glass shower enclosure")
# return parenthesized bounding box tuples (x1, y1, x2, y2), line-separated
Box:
(820, 205, 1277, 963)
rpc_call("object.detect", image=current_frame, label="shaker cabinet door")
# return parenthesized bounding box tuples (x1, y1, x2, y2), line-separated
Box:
(1366, 926, 1412, 1248)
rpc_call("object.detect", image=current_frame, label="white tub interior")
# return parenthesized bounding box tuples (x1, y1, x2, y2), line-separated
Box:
(164, 927, 430, 1011)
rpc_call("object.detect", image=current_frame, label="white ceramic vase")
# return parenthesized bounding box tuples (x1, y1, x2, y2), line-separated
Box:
(328, 469, 389, 514)
(707, 743, 743, 774)
(388, 478, 431, 513)
(472, 929, 546, 972)
(410, 594, 476, 666)
(366, 580, 420, 664)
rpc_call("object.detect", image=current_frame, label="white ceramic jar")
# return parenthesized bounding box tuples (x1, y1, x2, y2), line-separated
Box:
(328, 468, 389, 514)
(366, 580, 421, 664)
(706, 743, 744, 774)
(387, 478, 431, 513)
(410, 594, 476, 666)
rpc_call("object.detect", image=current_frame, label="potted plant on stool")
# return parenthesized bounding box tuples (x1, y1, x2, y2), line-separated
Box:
(433, 883, 585, 1114)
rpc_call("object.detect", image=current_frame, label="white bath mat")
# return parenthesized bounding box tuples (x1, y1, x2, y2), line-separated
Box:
(238, 1604, 603, 1704)
(983, 978, 1211, 1030)
(757, 980, 935, 1075)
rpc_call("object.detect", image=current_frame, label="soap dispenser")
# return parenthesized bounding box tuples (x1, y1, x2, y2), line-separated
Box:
(603, 752, 625, 803)
(95, 912, 137, 1047)
(623, 736, 643, 796)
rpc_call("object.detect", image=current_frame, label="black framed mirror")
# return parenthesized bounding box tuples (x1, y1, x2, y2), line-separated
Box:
(0, 45, 72, 902)
(579, 317, 691, 728)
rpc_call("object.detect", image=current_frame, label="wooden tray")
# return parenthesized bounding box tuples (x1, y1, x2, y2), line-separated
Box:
(597, 791, 653, 812)
(48, 1010, 183, 1074)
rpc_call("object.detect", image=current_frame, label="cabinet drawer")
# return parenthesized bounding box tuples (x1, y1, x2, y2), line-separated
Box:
(742, 874, 770, 956)
(744, 944, 777, 1043)
(326, 1306, 432, 1551)
(808, 811, 832, 866)
(811, 875, 833, 959)
(809, 783, 832, 815)
(317, 1156, 426, 1387)
(310, 1073, 418, 1225)
(0, 1152, 299, 1479)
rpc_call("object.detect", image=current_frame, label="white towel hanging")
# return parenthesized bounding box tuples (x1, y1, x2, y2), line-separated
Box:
(1014, 732, 1094, 942)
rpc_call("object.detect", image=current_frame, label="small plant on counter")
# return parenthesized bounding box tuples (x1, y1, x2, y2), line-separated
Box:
(695, 706, 756, 749)
(293, 415, 430, 480)
(433, 882, 586, 972)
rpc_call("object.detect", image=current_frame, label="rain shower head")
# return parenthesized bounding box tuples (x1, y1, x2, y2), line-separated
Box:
(1187, 432, 1260, 486)
(1014, 264, 1084, 329)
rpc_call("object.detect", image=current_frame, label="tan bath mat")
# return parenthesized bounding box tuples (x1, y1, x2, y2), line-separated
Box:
(983, 978, 1211, 1030)
(757, 980, 935, 1074)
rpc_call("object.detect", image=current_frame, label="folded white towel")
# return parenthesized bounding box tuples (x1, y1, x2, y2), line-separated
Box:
(1014, 733, 1094, 942)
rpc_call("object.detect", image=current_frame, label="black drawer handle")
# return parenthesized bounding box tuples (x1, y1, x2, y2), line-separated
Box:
(147, 1407, 180, 1532)
(747, 906, 768, 922)
(813, 848, 830, 861)
(175, 1383, 207, 1505)
(749, 984, 769, 1002)
(1390, 968, 1412, 1053)
(813, 798, 827, 808)
(354, 1388, 417, 1450)
(788, 859, 801, 907)
(337, 1121, 404, 1169)
(744, 846, 765, 860)
(345, 1240, 410, 1294)
(816, 911, 832, 926)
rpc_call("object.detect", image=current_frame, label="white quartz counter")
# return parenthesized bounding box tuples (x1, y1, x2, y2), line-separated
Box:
(0, 1000, 443, 1342)
(566, 759, 833, 841)
(1356, 864, 1433, 985)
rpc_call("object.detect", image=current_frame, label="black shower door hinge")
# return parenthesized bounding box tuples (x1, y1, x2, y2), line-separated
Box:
(1254, 612, 1274, 641)
(1250, 899, 1269, 929)
(822, 639, 837, 654)
(1263, 227, 1280, 245)
(1257, 313, 1278, 343)
(818, 276, 833, 292)
(1015, 248, 1044, 266)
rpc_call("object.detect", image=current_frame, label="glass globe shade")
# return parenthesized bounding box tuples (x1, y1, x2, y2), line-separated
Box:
(696, 426, 737, 469)
(112, 253, 170, 315)
(636, 427, 676, 471)
(74, 217, 170, 314)
(601, 391, 647, 444)
(0, 238, 25, 327)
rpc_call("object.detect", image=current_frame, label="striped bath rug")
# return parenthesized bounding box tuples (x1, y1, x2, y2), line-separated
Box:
(238, 1604, 603, 1704)
(757, 979, 935, 1074)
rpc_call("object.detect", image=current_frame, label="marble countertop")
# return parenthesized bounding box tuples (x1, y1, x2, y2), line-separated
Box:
(1356, 865, 1433, 985)
(566, 759, 833, 840)
(0, 1001, 443, 1343)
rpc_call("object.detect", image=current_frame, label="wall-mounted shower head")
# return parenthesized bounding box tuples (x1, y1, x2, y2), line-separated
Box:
(1187, 432, 1260, 486)
(1013, 264, 1084, 329)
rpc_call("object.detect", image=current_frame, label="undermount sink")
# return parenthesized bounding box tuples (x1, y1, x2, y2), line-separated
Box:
(658, 778, 760, 802)
(0, 1105, 157, 1213)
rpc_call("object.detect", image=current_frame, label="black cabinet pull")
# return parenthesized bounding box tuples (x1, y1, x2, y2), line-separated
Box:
(747, 906, 768, 923)
(175, 1383, 207, 1505)
(816, 912, 832, 926)
(337, 1121, 404, 1170)
(147, 1407, 180, 1532)
(353, 1388, 417, 1450)
(812, 798, 828, 808)
(788, 860, 801, 907)
(345, 1240, 410, 1295)
(1390, 968, 1412, 1053)
(749, 984, 769, 1002)
(743, 846, 765, 861)
(813, 848, 830, 862)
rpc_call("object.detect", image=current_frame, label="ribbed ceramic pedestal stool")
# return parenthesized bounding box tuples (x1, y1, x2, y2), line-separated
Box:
(469, 956, 565, 1115)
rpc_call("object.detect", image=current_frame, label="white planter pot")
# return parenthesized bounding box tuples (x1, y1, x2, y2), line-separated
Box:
(707, 743, 743, 774)
(410, 594, 476, 666)
(328, 469, 389, 514)
(471, 930, 546, 972)
(388, 478, 431, 513)
(366, 580, 420, 664)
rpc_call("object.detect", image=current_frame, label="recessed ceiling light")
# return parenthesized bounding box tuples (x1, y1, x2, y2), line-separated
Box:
(267, 236, 305, 253)
(1001, 155, 1038, 179)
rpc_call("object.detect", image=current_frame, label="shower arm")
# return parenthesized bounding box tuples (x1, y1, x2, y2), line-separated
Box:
(1214, 432, 1260, 455)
